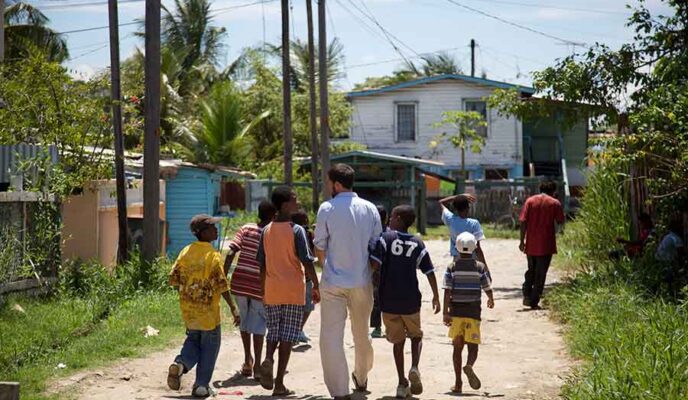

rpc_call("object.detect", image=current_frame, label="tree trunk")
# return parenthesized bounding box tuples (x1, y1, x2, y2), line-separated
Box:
(143, 0, 161, 262)
(461, 147, 466, 180)
(318, 0, 331, 199)
(0, 0, 5, 63)
(306, 0, 319, 209)
(281, 0, 293, 186)
(108, 0, 129, 263)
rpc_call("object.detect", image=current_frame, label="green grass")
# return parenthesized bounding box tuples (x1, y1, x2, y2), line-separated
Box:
(0, 291, 239, 400)
(548, 277, 688, 400)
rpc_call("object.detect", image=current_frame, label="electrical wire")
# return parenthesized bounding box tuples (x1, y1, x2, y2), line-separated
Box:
(463, 0, 630, 16)
(444, 0, 586, 46)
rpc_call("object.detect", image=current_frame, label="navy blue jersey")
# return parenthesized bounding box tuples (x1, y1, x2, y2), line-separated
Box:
(369, 230, 434, 315)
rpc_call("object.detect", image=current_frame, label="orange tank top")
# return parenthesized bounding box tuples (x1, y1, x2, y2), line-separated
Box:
(262, 222, 306, 306)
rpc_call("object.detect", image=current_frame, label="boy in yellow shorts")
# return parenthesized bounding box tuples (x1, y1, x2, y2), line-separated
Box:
(442, 232, 494, 394)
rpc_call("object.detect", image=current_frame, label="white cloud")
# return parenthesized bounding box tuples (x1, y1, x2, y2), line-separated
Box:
(67, 64, 98, 80)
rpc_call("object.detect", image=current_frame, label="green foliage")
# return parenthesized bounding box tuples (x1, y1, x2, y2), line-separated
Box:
(549, 275, 688, 400)
(431, 110, 487, 176)
(0, 56, 111, 196)
(0, 256, 186, 399)
(193, 81, 270, 165)
(3, 2, 69, 62)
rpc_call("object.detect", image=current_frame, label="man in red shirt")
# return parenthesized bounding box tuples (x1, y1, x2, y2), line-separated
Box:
(519, 180, 565, 309)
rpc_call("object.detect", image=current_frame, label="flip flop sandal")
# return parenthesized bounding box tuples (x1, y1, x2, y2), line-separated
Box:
(450, 384, 462, 394)
(463, 365, 481, 390)
(240, 362, 253, 377)
(259, 359, 274, 390)
(272, 388, 295, 397)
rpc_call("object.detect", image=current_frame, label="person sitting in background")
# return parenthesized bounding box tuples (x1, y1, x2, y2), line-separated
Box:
(291, 209, 316, 344)
(655, 219, 685, 263)
(611, 212, 654, 259)
(370, 204, 389, 339)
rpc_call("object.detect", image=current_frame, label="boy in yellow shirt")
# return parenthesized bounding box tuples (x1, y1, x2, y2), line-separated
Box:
(167, 214, 240, 398)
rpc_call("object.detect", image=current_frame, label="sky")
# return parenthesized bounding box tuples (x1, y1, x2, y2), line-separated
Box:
(35, 0, 675, 90)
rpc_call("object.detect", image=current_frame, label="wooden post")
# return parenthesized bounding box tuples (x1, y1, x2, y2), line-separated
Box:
(318, 0, 331, 199)
(108, 0, 129, 263)
(306, 0, 319, 210)
(281, 0, 293, 185)
(418, 173, 427, 235)
(470, 39, 476, 77)
(0, 0, 5, 63)
(0, 382, 20, 400)
(143, 0, 161, 261)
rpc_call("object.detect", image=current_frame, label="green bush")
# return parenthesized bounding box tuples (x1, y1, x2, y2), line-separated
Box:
(549, 276, 688, 400)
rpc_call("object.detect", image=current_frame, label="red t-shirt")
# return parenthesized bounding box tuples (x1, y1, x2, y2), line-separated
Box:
(519, 194, 565, 256)
(229, 224, 263, 300)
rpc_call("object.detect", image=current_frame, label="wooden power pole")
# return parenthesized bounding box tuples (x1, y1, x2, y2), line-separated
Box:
(318, 0, 331, 199)
(306, 0, 319, 210)
(142, 0, 161, 262)
(281, 0, 293, 186)
(470, 39, 476, 77)
(108, 0, 129, 263)
(0, 0, 5, 63)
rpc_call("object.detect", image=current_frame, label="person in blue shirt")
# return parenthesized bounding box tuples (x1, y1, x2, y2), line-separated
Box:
(439, 194, 490, 275)
(369, 205, 441, 399)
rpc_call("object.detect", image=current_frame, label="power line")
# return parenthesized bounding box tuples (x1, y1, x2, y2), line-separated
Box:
(444, 0, 586, 46)
(55, 0, 276, 35)
(464, 0, 630, 16)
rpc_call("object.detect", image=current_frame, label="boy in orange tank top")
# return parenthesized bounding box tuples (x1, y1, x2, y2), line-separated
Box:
(256, 186, 320, 396)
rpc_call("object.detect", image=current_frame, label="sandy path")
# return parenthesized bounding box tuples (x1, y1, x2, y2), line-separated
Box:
(62, 239, 569, 400)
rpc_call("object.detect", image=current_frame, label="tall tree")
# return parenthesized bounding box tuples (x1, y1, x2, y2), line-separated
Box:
(3, 2, 68, 62)
(281, 0, 293, 185)
(306, 0, 319, 210)
(159, 0, 226, 96)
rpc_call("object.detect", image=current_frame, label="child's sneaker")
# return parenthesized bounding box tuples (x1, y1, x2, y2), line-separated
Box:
(408, 367, 423, 395)
(463, 365, 481, 390)
(191, 385, 216, 398)
(167, 362, 183, 391)
(298, 331, 310, 343)
(395, 383, 410, 398)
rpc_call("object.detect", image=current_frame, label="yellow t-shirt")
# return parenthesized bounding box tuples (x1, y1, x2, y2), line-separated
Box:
(169, 241, 229, 331)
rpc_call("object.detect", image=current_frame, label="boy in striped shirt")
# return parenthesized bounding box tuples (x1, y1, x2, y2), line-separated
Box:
(225, 200, 276, 378)
(443, 232, 494, 394)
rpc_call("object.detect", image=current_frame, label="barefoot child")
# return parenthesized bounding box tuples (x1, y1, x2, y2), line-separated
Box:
(369, 205, 441, 398)
(257, 186, 321, 396)
(167, 214, 241, 398)
(291, 209, 316, 343)
(443, 232, 494, 394)
(224, 200, 276, 378)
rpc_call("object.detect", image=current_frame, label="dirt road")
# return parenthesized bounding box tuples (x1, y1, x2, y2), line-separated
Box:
(63, 239, 569, 399)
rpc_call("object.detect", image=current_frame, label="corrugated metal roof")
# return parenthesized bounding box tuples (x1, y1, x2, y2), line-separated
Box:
(346, 74, 536, 98)
(0, 144, 58, 184)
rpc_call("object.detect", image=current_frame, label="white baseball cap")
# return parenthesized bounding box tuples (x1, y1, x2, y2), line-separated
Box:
(456, 232, 477, 254)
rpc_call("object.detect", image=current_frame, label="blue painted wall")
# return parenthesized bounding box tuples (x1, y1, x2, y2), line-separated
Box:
(165, 167, 224, 257)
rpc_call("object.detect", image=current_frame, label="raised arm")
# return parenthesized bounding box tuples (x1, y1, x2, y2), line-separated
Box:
(439, 193, 477, 209)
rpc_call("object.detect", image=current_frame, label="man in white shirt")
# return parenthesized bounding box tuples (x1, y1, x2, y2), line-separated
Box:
(314, 164, 382, 400)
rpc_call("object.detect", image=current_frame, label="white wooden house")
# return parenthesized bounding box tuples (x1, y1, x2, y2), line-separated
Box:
(346, 74, 588, 187)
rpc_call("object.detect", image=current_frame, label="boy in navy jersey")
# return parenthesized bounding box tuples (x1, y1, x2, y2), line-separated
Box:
(369, 205, 441, 399)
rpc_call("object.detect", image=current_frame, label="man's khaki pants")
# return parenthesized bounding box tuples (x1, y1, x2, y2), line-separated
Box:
(319, 283, 374, 397)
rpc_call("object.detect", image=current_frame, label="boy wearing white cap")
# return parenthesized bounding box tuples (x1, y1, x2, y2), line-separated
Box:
(442, 232, 494, 394)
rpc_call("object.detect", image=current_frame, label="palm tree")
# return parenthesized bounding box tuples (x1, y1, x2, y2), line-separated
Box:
(400, 51, 463, 77)
(193, 81, 269, 165)
(266, 37, 345, 92)
(3, 2, 68, 62)
(160, 0, 226, 96)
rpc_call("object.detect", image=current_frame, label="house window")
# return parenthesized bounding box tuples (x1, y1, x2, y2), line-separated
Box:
(485, 169, 509, 180)
(396, 103, 417, 142)
(464, 100, 488, 137)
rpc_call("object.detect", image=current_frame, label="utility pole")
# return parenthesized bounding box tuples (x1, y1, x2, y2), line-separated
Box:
(318, 0, 331, 199)
(281, 0, 293, 186)
(470, 39, 476, 77)
(142, 0, 161, 262)
(0, 0, 5, 63)
(108, 0, 129, 263)
(306, 0, 319, 210)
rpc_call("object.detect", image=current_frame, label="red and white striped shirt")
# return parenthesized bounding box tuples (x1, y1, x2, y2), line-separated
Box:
(229, 223, 263, 300)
